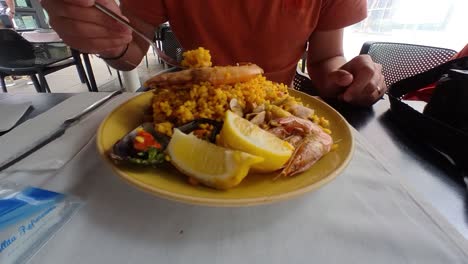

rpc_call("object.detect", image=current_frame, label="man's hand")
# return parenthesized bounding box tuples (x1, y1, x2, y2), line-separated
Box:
(308, 29, 387, 107)
(327, 55, 387, 106)
(6, 8, 14, 19)
(41, 0, 133, 58)
(5, 0, 15, 19)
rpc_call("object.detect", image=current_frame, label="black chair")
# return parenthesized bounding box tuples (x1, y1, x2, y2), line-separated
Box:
(0, 29, 91, 93)
(292, 67, 317, 95)
(159, 24, 184, 65)
(360, 41, 458, 87)
(154, 24, 167, 64)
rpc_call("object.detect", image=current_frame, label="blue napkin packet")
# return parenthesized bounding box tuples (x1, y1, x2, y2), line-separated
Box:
(0, 181, 82, 264)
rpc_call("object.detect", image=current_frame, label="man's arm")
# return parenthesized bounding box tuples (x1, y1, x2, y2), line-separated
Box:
(101, 8, 160, 71)
(5, 0, 15, 16)
(307, 29, 386, 106)
(307, 29, 348, 99)
(41, 0, 166, 72)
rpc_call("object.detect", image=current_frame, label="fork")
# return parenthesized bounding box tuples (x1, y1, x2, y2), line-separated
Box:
(94, 3, 181, 68)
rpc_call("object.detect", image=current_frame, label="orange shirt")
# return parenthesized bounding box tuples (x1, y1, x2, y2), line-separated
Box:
(121, 0, 367, 84)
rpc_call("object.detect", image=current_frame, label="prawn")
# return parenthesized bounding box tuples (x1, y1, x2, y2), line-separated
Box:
(270, 115, 324, 137)
(269, 116, 333, 177)
(144, 64, 264, 88)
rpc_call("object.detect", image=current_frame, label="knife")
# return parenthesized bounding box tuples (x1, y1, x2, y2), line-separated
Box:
(0, 90, 122, 171)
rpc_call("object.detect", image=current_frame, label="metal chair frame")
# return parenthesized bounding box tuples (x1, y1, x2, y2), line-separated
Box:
(0, 29, 91, 93)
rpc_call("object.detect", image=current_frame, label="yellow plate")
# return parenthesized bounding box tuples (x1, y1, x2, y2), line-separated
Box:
(97, 90, 354, 207)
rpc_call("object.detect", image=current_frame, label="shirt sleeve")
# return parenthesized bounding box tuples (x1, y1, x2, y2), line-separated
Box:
(120, 0, 168, 26)
(315, 0, 367, 31)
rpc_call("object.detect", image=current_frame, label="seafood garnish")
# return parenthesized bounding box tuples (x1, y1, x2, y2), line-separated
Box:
(110, 123, 167, 166)
(110, 119, 223, 166)
(248, 111, 266, 125)
(281, 97, 315, 119)
(287, 104, 315, 120)
(229, 98, 244, 117)
(252, 104, 266, 113)
(176, 118, 223, 143)
(269, 105, 292, 119)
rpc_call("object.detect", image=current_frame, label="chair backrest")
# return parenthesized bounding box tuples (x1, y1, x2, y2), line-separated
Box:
(360, 42, 457, 87)
(293, 68, 317, 95)
(160, 25, 184, 63)
(0, 29, 35, 67)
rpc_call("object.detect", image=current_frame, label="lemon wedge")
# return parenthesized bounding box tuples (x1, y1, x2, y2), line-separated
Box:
(167, 129, 264, 190)
(219, 110, 294, 172)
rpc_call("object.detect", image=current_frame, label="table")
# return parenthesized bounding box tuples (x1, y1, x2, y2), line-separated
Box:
(0, 93, 70, 136)
(1, 92, 466, 241)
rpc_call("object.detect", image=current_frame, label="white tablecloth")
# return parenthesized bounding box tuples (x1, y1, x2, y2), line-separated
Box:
(0, 93, 467, 263)
(0, 101, 31, 132)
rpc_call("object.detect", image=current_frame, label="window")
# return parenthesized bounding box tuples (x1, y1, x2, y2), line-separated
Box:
(344, 0, 467, 58)
(14, 14, 38, 30)
(15, 0, 32, 8)
(13, 0, 49, 30)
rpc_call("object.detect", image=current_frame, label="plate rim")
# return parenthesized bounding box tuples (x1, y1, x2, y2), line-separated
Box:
(96, 90, 355, 207)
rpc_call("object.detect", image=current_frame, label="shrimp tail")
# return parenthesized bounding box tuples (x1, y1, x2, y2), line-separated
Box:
(279, 133, 333, 178)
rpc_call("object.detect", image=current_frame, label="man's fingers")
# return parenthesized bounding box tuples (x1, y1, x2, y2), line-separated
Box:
(338, 55, 387, 106)
(342, 62, 374, 102)
(43, 0, 128, 32)
(362, 63, 383, 95)
(62, 0, 121, 11)
(375, 63, 383, 72)
(370, 76, 386, 102)
(361, 69, 387, 105)
(40, 0, 136, 56)
(62, 0, 95, 7)
(60, 36, 132, 54)
(50, 17, 130, 39)
(328, 69, 354, 87)
(372, 68, 387, 96)
(95, 0, 124, 14)
(378, 73, 386, 94)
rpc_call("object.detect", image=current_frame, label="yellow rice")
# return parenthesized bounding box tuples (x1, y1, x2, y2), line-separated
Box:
(180, 47, 212, 68)
(152, 47, 337, 150)
(152, 75, 289, 135)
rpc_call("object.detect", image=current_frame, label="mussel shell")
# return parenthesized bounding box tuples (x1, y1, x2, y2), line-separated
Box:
(110, 122, 169, 164)
(109, 119, 223, 165)
(176, 118, 223, 143)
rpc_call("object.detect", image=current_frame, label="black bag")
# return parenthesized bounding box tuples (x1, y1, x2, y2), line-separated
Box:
(388, 57, 468, 172)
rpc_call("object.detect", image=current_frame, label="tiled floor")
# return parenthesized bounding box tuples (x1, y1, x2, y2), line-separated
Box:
(5, 51, 166, 94)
